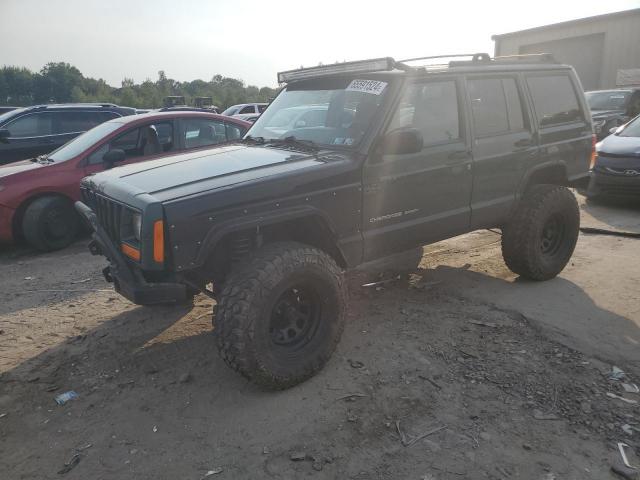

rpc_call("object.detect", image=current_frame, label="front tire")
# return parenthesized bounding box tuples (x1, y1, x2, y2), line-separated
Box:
(22, 196, 80, 252)
(502, 185, 579, 281)
(214, 242, 346, 389)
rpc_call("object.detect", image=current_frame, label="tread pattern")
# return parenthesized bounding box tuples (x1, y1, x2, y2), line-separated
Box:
(214, 241, 347, 389)
(502, 185, 579, 281)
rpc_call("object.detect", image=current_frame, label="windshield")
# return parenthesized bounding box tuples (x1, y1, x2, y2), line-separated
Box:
(586, 91, 631, 111)
(618, 115, 640, 138)
(47, 121, 123, 162)
(222, 106, 240, 116)
(247, 77, 390, 148)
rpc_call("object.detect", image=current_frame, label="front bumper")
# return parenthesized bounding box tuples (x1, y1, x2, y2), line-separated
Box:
(586, 170, 640, 197)
(75, 201, 188, 305)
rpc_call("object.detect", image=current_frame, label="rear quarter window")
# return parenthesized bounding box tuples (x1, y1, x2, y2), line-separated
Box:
(527, 75, 584, 127)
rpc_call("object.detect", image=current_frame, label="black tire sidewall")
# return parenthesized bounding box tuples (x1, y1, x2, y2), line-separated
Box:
(23, 197, 79, 251)
(252, 265, 342, 380)
(530, 193, 579, 276)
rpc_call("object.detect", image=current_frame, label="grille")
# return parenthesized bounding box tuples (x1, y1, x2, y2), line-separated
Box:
(81, 187, 124, 243)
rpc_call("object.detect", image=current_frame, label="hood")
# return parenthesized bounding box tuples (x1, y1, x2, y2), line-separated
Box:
(86, 144, 332, 203)
(598, 134, 640, 158)
(0, 159, 46, 179)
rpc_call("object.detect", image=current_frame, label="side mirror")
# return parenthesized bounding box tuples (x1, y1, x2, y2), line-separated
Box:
(103, 149, 126, 168)
(0, 128, 10, 144)
(382, 128, 423, 155)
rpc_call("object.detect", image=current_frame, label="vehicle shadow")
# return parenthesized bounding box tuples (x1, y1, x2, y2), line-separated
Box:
(578, 193, 640, 233)
(422, 264, 640, 367)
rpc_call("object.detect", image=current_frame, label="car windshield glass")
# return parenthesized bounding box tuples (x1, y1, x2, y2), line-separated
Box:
(48, 121, 123, 162)
(619, 116, 640, 137)
(247, 77, 390, 148)
(586, 91, 631, 111)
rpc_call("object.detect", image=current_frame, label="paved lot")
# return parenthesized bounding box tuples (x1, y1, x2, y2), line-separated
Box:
(0, 193, 638, 479)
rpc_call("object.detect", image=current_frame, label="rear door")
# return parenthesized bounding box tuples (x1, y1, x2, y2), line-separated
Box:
(525, 72, 592, 183)
(466, 75, 536, 228)
(362, 77, 473, 260)
(54, 111, 119, 147)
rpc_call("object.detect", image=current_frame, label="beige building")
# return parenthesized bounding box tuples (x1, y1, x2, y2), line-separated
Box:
(492, 9, 640, 91)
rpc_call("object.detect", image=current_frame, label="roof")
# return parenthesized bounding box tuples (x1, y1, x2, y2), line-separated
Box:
(107, 110, 251, 127)
(492, 8, 640, 40)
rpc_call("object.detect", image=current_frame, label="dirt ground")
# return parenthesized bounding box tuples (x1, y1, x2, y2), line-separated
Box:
(1, 193, 639, 480)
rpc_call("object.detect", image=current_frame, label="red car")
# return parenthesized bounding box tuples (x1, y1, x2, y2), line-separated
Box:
(0, 111, 250, 251)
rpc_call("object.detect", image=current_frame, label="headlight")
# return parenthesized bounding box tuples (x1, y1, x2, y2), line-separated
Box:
(132, 213, 142, 241)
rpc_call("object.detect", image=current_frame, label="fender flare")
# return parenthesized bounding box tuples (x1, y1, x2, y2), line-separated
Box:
(193, 205, 346, 267)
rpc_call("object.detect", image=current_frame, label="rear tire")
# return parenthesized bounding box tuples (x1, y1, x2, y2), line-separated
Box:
(22, 196, 80, 252)
(214, 241, 346, 389)
(502, 185, 579, 281)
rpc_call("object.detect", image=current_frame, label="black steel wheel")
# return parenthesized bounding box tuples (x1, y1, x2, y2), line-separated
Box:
(22, 196, 80, 252)
(215, 241, 347, 389)
(502, 185, 579, 281)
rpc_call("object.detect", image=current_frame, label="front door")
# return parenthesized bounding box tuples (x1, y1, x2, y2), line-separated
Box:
(362, 77, 473, 261)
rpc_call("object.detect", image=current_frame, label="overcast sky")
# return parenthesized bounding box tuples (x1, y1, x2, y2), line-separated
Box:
(1, 0, 638, 88)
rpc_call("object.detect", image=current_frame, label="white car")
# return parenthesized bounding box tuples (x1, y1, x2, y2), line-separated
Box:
(222, 103, 268, 121)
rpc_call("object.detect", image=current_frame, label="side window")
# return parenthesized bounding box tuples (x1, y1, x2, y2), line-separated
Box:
(389, 80, 460, 145)
(468, 78, 509, 136)
(54, 112, 108, 134)
(239, 105, 256, 114)
(258, 104, 268, 113)
(183, 119, 227, 148)
(467, 77, 525, 136)
(527, 75, 583, 127)
(86, 122, 173, 165)
(225, 123, 244, 140)
(5, 113, 53, 138)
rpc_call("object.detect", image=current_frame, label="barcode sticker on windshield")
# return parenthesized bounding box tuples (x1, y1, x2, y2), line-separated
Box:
(346, 79, 387, 95)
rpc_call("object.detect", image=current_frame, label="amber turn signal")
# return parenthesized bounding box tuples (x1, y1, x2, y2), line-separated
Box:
(589, 134, 597, 170)
(121, 243, 141, 261)
(153, 220, 164, 263)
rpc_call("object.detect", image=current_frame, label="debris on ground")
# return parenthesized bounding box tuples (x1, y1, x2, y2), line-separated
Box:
(348, 359, 364, 369)
(468, 320, 498, 328)
(532, 409, 560, 421)
(289, 451, 307, 461)
(608, 366, 626, 381)
(54, 391, 78, 405)
(606, 392, 638, 405)
(57, 453, 81, 475)
(622, 383, 639, 394)
(202, 467, 223, 477)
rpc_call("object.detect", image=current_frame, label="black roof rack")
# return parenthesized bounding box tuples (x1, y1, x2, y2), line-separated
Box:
(277, 52, 561, 83)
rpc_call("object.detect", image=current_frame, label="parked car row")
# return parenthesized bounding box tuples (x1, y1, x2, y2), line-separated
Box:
(585, 87, 640, 140)
(0, 111, 250, 251)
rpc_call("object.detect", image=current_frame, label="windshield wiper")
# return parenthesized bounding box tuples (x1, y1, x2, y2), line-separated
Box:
(30, 155, 53, 164)
(242, 135, 266, 144)
(265, 136, 319, 152)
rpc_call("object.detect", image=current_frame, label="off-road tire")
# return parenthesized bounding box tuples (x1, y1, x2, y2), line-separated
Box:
(22, 196, 80, 252)
(502, 185, 579, 281)
(214, 241, 347, 389)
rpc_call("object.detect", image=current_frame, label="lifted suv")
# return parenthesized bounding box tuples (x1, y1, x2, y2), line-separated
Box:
(76, 53, 593, 389)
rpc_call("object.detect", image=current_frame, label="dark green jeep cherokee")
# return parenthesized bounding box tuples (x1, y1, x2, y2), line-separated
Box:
(76, 53, 593, 389)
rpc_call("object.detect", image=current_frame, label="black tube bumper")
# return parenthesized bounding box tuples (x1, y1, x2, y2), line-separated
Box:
(75, 201, 188, 305)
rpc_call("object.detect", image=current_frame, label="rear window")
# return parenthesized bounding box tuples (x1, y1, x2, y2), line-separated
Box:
(527, 75, 583, 127)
